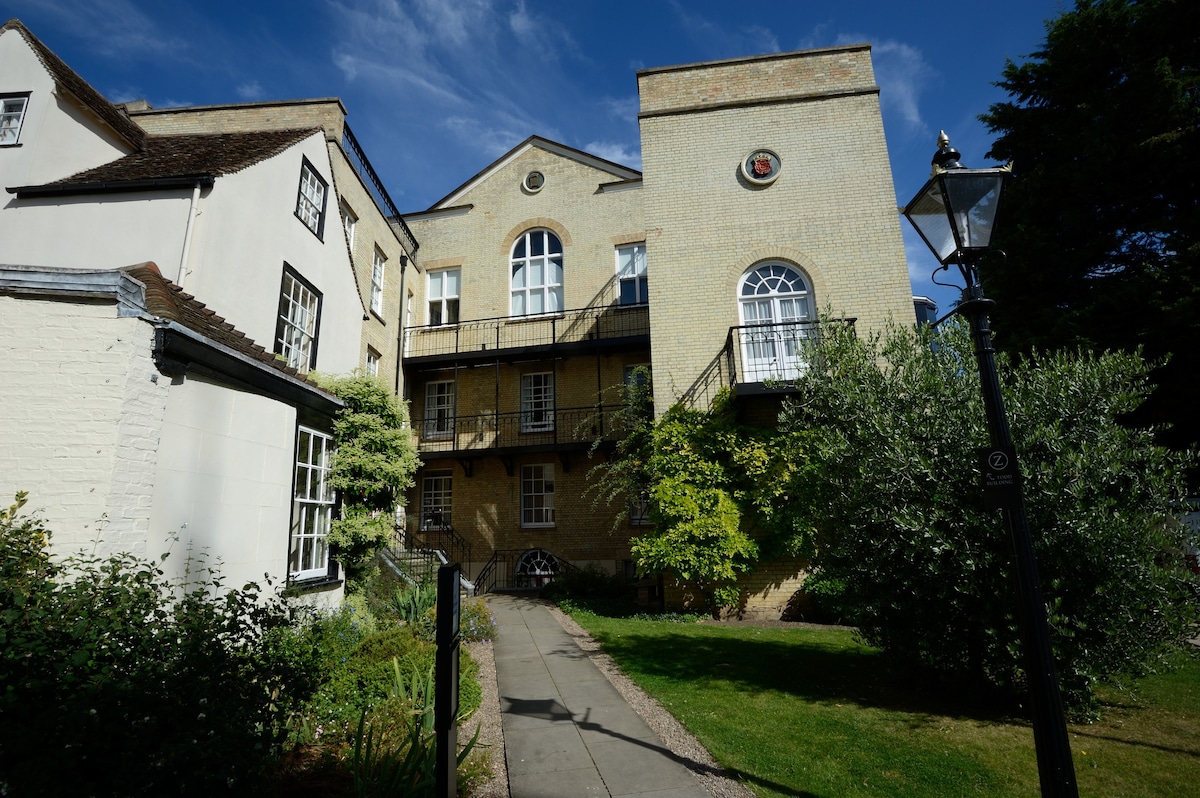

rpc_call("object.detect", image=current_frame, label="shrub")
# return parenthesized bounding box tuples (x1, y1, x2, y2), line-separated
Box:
(0, 495, 324, 796)
(305, 624, 482, 742)
(788, 320, 1200, 717)
(460, 598, 498, 643)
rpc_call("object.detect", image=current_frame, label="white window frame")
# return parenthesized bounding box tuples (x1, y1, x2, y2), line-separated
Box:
(370, 247, 386, 316)
(423, 380, 456, 440)
(737, 262, 814, 382)
(275, 266, 321, 372)
(428, 268, 460, 326)
(421, 471, 453, 529)
(616, 243, 648, 305)
(510, 229, 564, 316)
(365, 347, 380, 377)
(290, 426, 334, 581)
(520, 372, 555, 433)
(340, 200, 357, 251)
(521, 464, 555, 527)
(295, 158, 327, 238)
(0, 95, 29, 146)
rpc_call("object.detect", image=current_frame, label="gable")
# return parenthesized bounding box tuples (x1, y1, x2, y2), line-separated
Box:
(428, 135, 641, 211)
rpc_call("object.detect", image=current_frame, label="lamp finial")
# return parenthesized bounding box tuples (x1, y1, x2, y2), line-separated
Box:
(931, 130, 963, 175)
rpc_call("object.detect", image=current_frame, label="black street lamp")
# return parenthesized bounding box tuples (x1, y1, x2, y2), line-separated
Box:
(903, 132, 1079, 797)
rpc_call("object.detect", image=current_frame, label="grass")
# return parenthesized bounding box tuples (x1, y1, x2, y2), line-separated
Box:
(565, 608, 1200, 798)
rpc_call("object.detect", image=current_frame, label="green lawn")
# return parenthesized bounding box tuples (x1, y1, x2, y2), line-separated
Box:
(566, 609, 1200, 798)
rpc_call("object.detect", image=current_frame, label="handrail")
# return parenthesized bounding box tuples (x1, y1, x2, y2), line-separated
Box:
(416, 404, 625, 452)
(404, 303, 649, 360)
(411, 523, 473, 577)
(341, 123, 418, 253)
(678, 318, 856, 410)
(473, 549, 572, 595)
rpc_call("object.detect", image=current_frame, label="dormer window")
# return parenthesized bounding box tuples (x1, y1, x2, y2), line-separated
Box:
(0, 95, 29, 146)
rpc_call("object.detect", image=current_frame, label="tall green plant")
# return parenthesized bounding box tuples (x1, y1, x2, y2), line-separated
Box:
(348, 659, 479, 798)
(786, 319, 1199, 716)
(593, 383, 817, 610)
(316, 374, 420, 584)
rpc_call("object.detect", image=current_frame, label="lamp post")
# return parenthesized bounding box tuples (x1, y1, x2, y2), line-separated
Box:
(903, 132, 1079, 797)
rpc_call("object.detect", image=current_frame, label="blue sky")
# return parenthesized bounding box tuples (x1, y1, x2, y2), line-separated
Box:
(3, 0, 1067, 314)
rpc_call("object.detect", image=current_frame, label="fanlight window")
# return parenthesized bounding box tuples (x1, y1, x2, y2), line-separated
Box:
(737, 262, 814, 382)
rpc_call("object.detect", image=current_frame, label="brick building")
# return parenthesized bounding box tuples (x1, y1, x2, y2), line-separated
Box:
(0, 19, 408, 604)
(400, 46, 914, 612)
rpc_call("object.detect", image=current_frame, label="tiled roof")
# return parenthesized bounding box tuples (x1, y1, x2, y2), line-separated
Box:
(2, 18, 146, 149)
(122, 262, 320, 388)
(53, 129, 317, 185)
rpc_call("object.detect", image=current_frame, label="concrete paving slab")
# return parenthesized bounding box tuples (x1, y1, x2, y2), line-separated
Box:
(508, 766, 610, 797)
(503, 726, 594, 775)
(487, 593, 711, 798)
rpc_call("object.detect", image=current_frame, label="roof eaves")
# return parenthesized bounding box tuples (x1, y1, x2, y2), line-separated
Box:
(3, 18, 147, 150)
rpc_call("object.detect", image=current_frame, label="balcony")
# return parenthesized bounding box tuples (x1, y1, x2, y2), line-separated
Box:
(404, 304, 650, 366)
(679, 319, 855, 410)
(416, 404, 628, 456)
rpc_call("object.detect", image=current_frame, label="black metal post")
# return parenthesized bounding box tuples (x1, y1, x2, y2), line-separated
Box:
(956, 273, 1079, 798)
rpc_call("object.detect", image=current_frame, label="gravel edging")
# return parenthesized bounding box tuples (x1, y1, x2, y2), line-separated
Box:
(463, 638, 507, 798)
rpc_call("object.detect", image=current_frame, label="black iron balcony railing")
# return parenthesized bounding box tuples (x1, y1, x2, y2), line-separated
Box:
(341, 123, 418, 253)
(416, 405, 626, 453)
(679, 318, 855, 410)
(404, 304, 649, 362)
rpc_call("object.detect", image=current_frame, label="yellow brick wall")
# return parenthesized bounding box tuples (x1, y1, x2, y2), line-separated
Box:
(638, 46, 913, 410)
(409, 453, 641, 577)
(662, 558, 810, 620)
(130, 99, 347, 141)
(404, 144, 644, 328)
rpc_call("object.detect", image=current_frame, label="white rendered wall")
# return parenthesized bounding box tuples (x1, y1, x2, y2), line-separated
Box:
(180, 133, 361, 376)
(0, 295, 168, 560)
(0, 31, 134, 190)
(0, 130, 361, 377)
(0, 190, 192, 271)
(148, 375, 314, 595)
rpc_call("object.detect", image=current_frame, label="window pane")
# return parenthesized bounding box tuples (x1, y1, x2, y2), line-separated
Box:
(620, 280, 638, 305)
(429, 271, 443, 298)
(446, 299, 460, 324)
(530, 232, 545, 256)
(445, 269, 460, 295)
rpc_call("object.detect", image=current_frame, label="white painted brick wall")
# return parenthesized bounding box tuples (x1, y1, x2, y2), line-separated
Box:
(0, 295, 168, 559)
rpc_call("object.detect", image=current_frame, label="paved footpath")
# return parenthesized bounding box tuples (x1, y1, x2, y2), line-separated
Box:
(488, 593, 712, 798)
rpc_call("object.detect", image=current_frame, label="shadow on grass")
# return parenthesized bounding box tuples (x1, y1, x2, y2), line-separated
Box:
(499, 695, 821, 796)
(583, 624, 1021, 723)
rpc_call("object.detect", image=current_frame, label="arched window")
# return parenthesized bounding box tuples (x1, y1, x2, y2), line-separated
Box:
(515, 548, 560, 588)
(511, 229, 563, 315)
(737, 262, 814, 381)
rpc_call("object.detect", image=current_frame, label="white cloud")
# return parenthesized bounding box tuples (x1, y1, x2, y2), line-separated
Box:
(236, 81, 265, 101)
(583, 141, 641, 171)
(836, 33, 933, 131)
(667, 0, 781, 57)
(9, 0, 189, 60)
